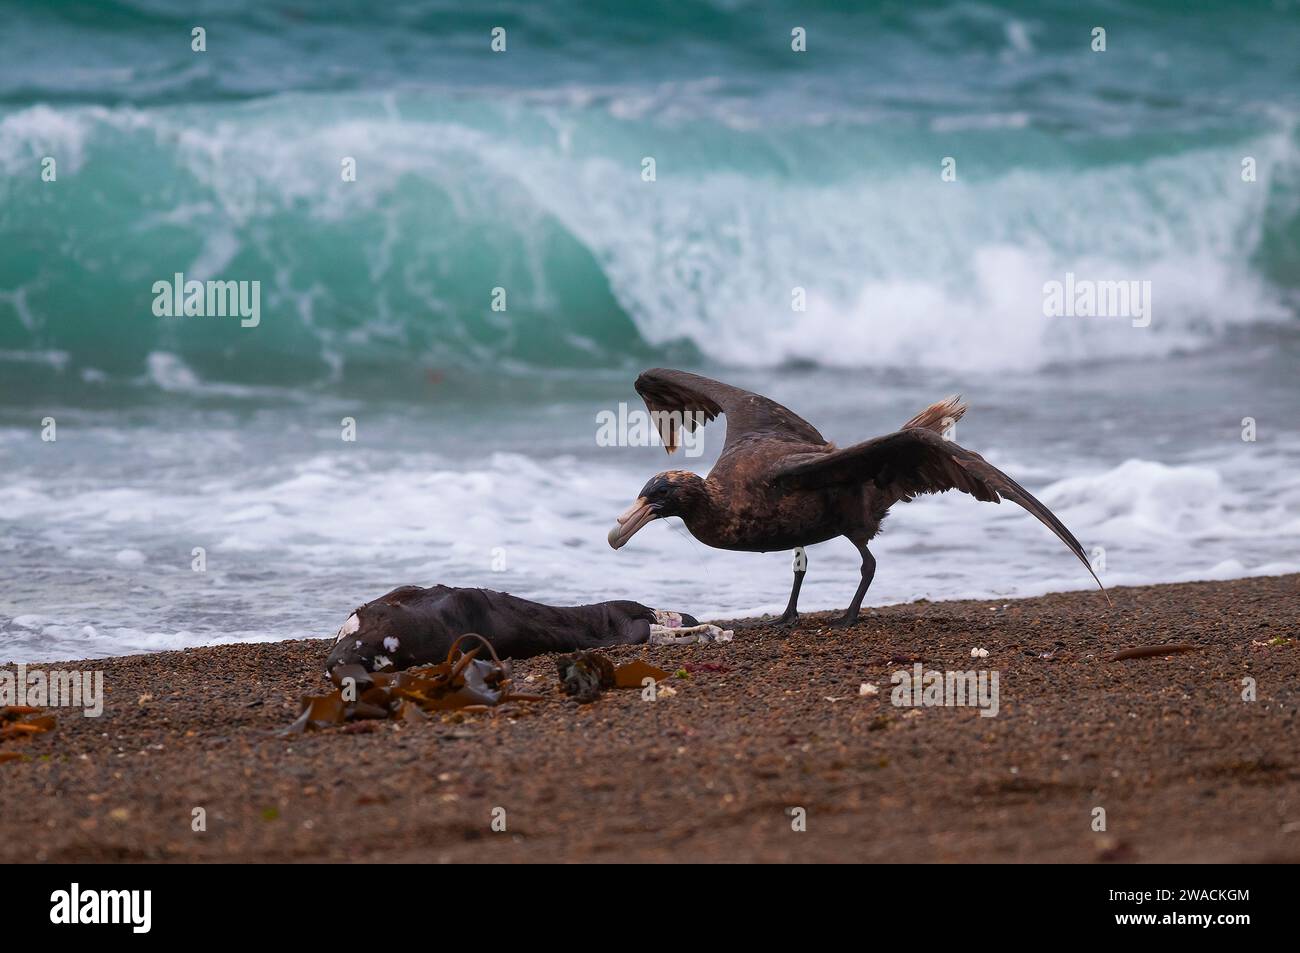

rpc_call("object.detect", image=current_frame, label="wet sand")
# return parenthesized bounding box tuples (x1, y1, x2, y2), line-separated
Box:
(2, 574, 1297, 863)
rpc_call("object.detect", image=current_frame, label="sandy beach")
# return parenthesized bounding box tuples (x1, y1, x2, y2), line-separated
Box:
(2, 573, 1296, 863)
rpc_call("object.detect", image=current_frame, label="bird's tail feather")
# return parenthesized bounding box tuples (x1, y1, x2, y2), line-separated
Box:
(902, 395, 967, 434)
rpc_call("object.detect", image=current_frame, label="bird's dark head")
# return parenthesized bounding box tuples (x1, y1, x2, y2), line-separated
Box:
(608, 470, 706, 550)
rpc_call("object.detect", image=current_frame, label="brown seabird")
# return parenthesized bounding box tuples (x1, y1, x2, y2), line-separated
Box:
(608, 368, 1106, 627)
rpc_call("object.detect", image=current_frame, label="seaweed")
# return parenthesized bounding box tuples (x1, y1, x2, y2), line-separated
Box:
(0, 706, 56, 763)
(614, 659, 669, 688)
(555, 651, 616, 703)
(1105, 643, 1200, 661)
(555, 652, 669, 702)
(284, 634, 541, 735)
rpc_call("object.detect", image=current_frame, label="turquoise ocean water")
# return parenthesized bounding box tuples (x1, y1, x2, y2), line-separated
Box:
(1, 1, 1298, 660)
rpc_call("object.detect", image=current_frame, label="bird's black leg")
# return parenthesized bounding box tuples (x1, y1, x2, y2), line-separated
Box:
(829, 541, 875, 629)
(777, 547, 808, 626)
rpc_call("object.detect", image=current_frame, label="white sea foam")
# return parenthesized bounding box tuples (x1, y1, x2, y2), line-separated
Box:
(2, 436, 1295, 662)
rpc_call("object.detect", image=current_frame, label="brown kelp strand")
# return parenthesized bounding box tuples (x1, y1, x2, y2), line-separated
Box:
(555, 651, 669, 703)
(0, 706, 56, 762)
(285, 634, 541, 735)
(1105, 643, 1201, 661)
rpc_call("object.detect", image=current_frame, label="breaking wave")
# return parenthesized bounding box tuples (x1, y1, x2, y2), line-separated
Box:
(1, 0, 1298, 392)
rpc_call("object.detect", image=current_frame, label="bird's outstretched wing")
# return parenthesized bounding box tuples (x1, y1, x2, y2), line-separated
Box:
(634, 368, 826, 454)
(773, 428, 1108, 600)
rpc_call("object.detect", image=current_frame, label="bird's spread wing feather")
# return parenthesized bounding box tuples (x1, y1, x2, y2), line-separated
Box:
(773, 428, 1108, 600)
(634, 368, 825, 454)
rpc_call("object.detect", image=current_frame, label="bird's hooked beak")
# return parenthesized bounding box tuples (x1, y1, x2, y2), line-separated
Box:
(608, 497, 658, 550)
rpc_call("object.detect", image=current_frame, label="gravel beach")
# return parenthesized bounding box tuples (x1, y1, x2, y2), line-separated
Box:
(2, 574, 1297, 863)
